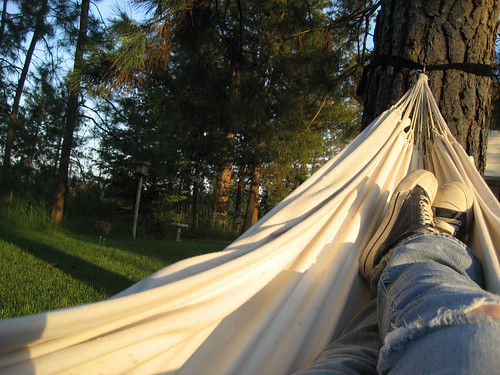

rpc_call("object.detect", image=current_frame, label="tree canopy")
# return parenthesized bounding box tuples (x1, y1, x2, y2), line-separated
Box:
(87, 0, 378, 232)
(1, 0, 496, 237)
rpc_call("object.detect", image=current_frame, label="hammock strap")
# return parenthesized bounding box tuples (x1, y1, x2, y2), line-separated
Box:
(357, 55, 494, 97)
(368, 55, 494, 77)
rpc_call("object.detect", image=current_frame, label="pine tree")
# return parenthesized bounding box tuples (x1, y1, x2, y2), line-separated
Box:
(51, 0, 90, 224)
(2, 0, 50, 195)
(85, 0, 378, 232)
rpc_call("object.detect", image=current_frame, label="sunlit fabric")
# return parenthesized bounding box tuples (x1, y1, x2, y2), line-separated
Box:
(1, 74, 499, 374)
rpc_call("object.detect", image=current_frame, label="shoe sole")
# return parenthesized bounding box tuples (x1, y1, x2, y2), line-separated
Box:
(359, 170, 438, 281)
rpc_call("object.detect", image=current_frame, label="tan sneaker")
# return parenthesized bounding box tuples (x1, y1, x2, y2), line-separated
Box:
(433, 182, 473, 241)
(359, 170, 438, 282)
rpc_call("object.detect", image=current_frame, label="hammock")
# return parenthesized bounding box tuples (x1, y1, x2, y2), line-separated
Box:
(1, 74, 499, 375)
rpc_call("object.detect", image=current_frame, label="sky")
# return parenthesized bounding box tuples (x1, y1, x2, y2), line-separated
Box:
(95, 0, 147, 24)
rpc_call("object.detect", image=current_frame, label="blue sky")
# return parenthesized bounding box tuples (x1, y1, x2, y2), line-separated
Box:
(96, 0, 147, 23)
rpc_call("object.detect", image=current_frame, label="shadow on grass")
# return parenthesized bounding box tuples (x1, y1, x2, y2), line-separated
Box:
(63, 230, 231, 265)
(1, 231, 135, 296)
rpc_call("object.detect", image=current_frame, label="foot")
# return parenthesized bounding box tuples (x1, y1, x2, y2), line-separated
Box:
(433, 181, 473, 241)
(359, 169, 438, 282)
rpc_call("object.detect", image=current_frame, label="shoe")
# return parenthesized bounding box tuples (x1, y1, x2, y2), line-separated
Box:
(359, 169, 438, 282)
(433, 181, 473, 241)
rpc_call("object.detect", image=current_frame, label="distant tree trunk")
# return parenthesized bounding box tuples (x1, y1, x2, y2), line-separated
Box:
(0, 0, 8, 44)
(234, 172, 245, 219)
(192, 160, 200, 229)
(213, 161, 233, 227)
(2, 0, 49, 189)
(361, 0, 499, 174)
(242, 163, 261, 232)
(212, 133, 235, 228)
(51, 0, 90, 224)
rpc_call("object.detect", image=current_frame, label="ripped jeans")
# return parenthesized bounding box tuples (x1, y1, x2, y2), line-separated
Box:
(295, 232, 500, 374)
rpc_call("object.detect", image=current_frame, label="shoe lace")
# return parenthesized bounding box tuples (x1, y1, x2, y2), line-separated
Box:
(419, 194, 434, 228)
(433, 206, 466, 237)
(434, 216, 461, 236)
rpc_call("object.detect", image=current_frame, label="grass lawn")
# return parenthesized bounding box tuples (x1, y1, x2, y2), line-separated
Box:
(0, 216, 231, 320)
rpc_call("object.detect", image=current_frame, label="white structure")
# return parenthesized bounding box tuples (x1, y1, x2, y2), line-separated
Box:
(485, 129, 500, 200)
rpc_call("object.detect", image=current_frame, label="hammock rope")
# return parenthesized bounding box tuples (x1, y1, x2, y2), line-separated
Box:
(0, 74, 498, 375)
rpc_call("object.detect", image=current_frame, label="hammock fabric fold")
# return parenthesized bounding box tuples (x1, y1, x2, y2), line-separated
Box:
(1, 74, 499, 374)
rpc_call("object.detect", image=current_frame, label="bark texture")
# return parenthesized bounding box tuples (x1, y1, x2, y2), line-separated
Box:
(242, 164, 261, 232)
(361, 0, 499, 174)
(213, 162, 233, 226)
(212, 133, 235, 227)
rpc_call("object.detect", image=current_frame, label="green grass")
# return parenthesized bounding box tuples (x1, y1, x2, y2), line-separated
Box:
(0, 209, 232, 320)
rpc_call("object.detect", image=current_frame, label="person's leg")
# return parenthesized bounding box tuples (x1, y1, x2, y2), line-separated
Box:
(374, 233, 500, 374)
(292, 299, 381, 375)
(361, 170, 500, 374)
(298, 170, 500, 374)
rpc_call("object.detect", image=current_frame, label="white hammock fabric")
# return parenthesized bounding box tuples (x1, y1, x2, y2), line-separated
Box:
(1, 74, 499, 374)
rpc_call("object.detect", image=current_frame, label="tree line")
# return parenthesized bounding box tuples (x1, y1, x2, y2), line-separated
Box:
(0, 0, 379, 235)
(0, 0, 498, 237)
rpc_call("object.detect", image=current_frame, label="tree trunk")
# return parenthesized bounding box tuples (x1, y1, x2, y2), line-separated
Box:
(213, 161, 233, 227)
(361, 0, 499, 174)
(191, 160, 200, 230)
(242, 164, 261, 232)
(234, 172, 244, 219)
(212, 133, 235, 228)
(51, 0, 90, 224)
(0, 0, 8, 45)
(2, 0, 49, 185)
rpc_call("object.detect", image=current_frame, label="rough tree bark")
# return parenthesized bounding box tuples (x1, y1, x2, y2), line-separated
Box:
(212, 133, 235, 228)
(242, 164, 261, 232)
(361, 0, 499, 174)
(213, 161, 233, 226)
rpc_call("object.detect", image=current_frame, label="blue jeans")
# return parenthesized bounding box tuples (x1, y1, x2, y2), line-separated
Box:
(295, 233, 500, 374)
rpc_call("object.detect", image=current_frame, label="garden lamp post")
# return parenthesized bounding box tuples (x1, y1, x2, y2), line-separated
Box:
(132, 160, 150, 239)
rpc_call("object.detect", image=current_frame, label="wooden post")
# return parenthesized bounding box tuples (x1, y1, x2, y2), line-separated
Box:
(132, 175, 143, 239)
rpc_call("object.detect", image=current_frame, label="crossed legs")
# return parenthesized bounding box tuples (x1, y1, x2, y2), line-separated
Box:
(295, 170, 500, 374)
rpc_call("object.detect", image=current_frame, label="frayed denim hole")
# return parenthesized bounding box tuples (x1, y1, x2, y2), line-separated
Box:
(379, 299, 500, 374)
(465, 298, 500, 320)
